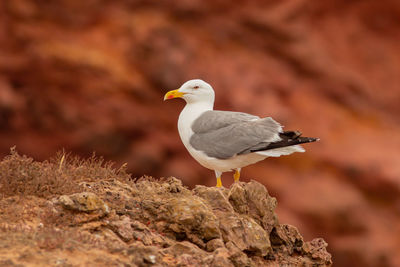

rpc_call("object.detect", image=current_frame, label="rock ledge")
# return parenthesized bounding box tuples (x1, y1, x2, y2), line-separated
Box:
(0, 174, 332, 266)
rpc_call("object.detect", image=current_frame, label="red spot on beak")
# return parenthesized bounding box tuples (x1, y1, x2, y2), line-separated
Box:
(168, 95, 174, 99)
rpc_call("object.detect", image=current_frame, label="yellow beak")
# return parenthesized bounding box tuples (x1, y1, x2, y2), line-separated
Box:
(164, 89, 185, 101)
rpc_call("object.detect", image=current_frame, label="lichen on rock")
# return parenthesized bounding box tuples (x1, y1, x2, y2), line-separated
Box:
(58, 192, 109, 214)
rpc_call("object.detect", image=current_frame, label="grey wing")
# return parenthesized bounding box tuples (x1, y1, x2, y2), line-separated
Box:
(191, 110, 260, 133)
(190, 115, 282, 159)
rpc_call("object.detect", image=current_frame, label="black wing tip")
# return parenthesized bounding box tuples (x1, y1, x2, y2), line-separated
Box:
(302, 137, 319, 143)
(249, 135, 319, 152)
(285, 135, 319, 144)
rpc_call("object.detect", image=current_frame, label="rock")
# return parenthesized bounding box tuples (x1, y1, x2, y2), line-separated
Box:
(229, 181, 278, 234)
(206, 238, 225, 252)
(58, 195, 74, 208)
(58, 192, 109, 214)
(162, 241, 211, 266)
(219, 213, 271, 256)
(227, 183, 248, 214)
(303, 238, 332, 266)
(225, 241, 253, 267)
(0, 155, 331, 266)
(270, 224, 303, 254)
(0, 259, 19, 267)
(194, 186, 234, 212)
(108, 216, 134, 242)
(196, 182, 274, 257)
(126, 243, 161, 266)
(163, 241, 207, 257)
(56, 192, 110, 224)
(211, 248, 235, 267)
(163, 197, 221, 246)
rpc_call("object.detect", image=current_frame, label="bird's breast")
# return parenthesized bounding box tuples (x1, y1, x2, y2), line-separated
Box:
(177, 103, 211, 145)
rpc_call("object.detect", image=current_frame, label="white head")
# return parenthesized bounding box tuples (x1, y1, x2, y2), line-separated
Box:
(164, 79, 215, 105)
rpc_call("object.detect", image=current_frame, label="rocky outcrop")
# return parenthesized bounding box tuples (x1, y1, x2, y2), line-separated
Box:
(0, 151, 331, 266)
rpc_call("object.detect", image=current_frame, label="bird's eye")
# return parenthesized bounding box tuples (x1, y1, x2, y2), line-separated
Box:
(193, 86, 199, 89)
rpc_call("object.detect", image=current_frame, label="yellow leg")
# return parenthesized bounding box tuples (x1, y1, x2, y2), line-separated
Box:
(234, 169, 241, 182)
(216, 177, 222, 187)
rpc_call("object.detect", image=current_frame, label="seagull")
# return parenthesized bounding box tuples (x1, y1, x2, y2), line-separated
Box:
(164, 79, 318, 187)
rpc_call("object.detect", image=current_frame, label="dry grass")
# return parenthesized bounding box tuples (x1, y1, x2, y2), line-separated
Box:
(0, 147, 132, 199)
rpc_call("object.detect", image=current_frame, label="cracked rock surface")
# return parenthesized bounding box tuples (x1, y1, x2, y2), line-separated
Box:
(0, 176, 331, 266)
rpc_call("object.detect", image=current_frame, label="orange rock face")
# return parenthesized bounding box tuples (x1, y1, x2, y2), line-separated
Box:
(0, 1, 399, 266)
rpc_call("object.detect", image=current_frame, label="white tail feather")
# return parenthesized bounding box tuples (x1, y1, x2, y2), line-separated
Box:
(255, 145, 305, 157)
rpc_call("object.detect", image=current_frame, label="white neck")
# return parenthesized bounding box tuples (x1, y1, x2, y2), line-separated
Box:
(178, 101, 214, 146)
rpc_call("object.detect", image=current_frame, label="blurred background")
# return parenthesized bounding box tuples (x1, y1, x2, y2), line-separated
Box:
(0, 0, 400, 266)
